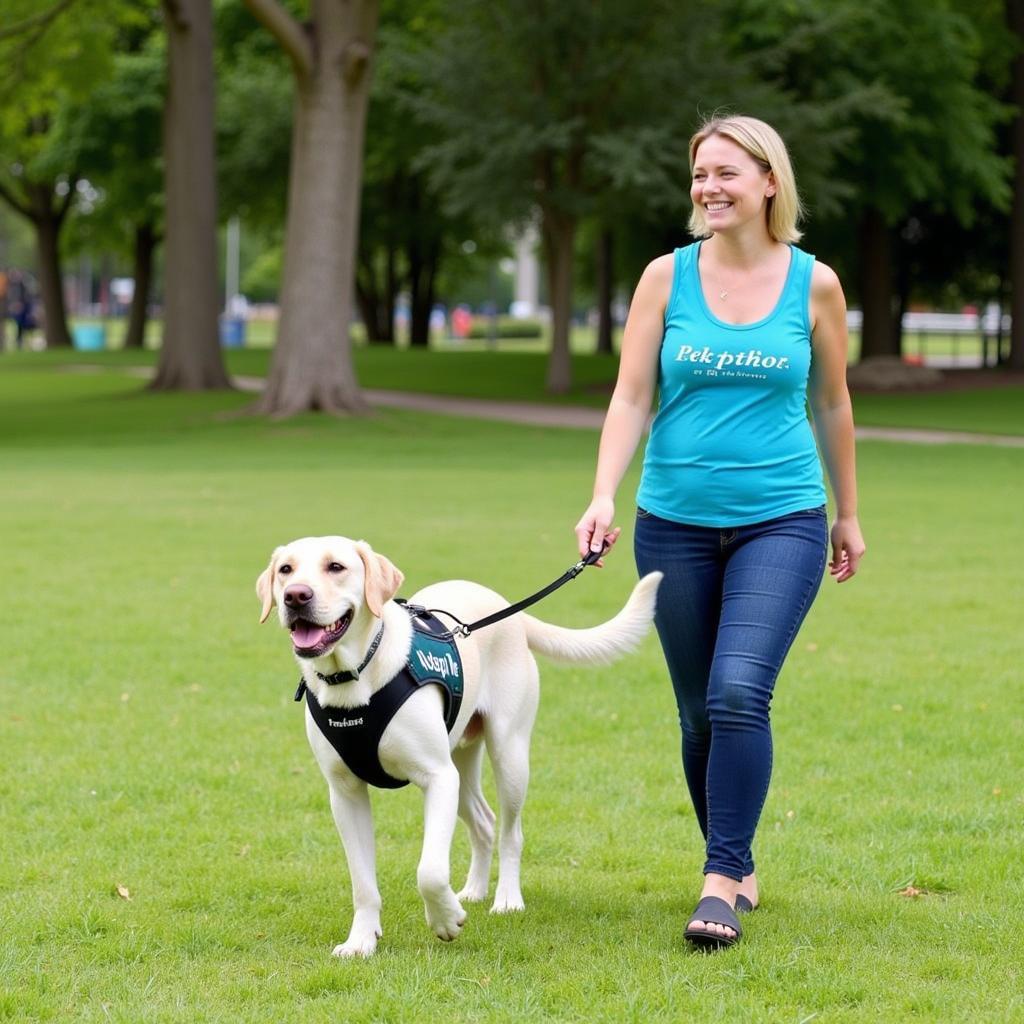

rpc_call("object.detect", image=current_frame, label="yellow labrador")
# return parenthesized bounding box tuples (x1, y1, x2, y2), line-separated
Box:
(256, 536, 660, 957)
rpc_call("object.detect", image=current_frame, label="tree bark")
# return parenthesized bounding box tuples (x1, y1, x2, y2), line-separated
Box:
(124, 222, 158, 349)
(857, 206, 900, 360)
(245, 0, 378, 415)
(542, 209, 575, 393)
(407, 236, 438, 349)
(0, 177, 74, 348)
(1007, 0, 1024, 370)
(32, 194, 73, 349)
(355, 242, 396, 343)
(595, 226, 614, 356)
(153, 0, 230, 390)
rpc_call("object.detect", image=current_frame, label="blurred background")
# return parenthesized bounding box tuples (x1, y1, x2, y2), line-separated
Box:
(1, 0, 1021, 408)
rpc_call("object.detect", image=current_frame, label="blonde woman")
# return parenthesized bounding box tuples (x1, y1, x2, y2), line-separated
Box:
(575, 115, 865, 950)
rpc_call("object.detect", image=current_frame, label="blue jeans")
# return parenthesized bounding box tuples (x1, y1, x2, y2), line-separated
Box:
(634, 506, 828, 881)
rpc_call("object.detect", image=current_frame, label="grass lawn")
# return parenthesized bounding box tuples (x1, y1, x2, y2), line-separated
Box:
(1, 365, 1023, 1023)
(14, 344, 1024, 436)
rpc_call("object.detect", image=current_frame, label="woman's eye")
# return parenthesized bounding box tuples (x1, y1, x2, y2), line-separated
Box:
(279, 564, 293, 575)
(327, 562, 345, 573)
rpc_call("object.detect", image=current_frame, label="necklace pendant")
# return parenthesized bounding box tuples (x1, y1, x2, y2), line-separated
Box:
(719, 289, 728, 301)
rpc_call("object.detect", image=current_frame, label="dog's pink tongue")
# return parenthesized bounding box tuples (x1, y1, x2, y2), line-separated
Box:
(291, 622, 327, 649)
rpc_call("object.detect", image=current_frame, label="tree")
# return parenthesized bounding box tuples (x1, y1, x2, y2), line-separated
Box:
(153, 0, 230, 389)
(1007, 0, 1024, 369)
(0, 0, 115, 349)
(731, 0, 1010, 360)
(241, 0, 379, 415)
(67, 40, 165, 349)
(401, 0, 795, 392)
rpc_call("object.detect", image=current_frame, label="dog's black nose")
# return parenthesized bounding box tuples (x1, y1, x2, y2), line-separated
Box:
(283, 584, 314, 608)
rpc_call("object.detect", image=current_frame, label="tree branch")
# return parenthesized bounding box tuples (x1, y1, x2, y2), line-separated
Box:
(0, 178, 32, 220)
(0, 0, 78, 43)
(241, 0, 313, 79)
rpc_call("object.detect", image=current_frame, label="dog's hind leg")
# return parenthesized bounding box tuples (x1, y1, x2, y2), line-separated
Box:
(487, 729, 532, 913)
(453, 732, 496, 902)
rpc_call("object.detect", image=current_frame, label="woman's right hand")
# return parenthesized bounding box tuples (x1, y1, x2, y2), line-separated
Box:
(574, 495, 621, 566)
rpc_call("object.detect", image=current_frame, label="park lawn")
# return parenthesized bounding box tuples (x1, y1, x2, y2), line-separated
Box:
(1, 365, 1022, 1022)
(9, 345, 1024, 436)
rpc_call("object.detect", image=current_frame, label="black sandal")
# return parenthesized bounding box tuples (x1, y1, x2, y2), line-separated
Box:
(684, 896, 742, 950)
(734, 894, 757, 914)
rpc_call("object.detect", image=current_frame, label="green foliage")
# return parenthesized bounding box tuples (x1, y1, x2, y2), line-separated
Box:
(467, 317, 543, 340)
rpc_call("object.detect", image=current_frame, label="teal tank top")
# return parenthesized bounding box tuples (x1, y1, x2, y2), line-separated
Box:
(636, 242, 826, 527)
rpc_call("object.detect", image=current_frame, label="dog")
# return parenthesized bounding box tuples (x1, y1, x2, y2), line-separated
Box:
(256, 536, 660, 957)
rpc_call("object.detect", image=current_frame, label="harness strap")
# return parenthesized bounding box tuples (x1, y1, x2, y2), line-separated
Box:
(428, 544, 607, 637)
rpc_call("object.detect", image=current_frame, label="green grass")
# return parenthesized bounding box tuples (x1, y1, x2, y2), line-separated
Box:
(1, 364, 1023, 1021)
(11, 344, 1024, 437)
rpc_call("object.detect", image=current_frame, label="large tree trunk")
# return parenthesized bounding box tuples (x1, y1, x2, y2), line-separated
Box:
(595, 226, 614, 356)
(542, 210, 575, 394)
(1007, 0, 1024, 370)
(153, 0, 230, 390)
(245, 0, 378, 415)
(32, 196, 73, 349)
(857, 206, 900, 360)
(124, 222, 158, 349)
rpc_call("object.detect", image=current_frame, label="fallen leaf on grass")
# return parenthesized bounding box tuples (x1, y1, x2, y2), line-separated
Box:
(114, 884, 132, 901)
(896, 885, 926, 898)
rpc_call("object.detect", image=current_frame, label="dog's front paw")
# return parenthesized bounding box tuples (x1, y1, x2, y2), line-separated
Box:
(331, 924, 382, 959)
(425, 897, 467, 942)
(490, 888, 525, 914)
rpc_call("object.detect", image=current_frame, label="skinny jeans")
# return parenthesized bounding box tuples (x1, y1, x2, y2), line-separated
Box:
(634, 505, 827, 881)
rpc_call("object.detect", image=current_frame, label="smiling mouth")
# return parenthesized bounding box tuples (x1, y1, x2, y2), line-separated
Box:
(290, 611, 353, 658)
(705, 202, 732, 212)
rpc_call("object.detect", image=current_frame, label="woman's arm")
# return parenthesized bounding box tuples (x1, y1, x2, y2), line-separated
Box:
(574, 255, 673, 559)
(808, 261, 866, 582)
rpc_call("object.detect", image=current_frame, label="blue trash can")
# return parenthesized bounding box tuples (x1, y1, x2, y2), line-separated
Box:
(72, 324, 107, 351)
(219, 317, 246, 348)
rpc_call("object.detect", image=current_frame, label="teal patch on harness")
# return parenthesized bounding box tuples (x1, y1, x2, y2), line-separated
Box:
(406, 615, 463, 731)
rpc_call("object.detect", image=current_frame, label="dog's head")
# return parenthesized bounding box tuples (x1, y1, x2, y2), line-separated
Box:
(255, 537, 404, 659)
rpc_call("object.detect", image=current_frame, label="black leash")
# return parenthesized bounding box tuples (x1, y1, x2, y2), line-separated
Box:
(427, 543, 608, 638)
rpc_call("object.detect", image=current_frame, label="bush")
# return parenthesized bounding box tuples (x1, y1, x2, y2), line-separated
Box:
(467, 317, 544, 340)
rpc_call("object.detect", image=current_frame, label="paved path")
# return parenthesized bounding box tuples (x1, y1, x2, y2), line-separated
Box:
(111, 369, 1024, 448)
(248, 380, 1024, 448)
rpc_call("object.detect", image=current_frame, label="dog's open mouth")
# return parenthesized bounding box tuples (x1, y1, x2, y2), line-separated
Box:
(290, 611, 353, 658)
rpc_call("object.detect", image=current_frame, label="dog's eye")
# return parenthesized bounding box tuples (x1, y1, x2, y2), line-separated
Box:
(278, 564, 293, 575)
(327, 562, 345, 573)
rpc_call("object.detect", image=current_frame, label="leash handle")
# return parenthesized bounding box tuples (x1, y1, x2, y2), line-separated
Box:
(442, 540, 610, 638)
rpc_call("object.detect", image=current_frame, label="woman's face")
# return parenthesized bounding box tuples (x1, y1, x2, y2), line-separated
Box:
(690, 134, 775, 235)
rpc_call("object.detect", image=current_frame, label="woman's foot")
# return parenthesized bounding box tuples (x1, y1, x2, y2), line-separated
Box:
(735, 872, 759, 913)
(685, 874, 740, 944)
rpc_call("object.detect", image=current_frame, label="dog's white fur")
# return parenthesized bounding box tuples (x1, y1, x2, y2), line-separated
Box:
(256, 536, 660, 958)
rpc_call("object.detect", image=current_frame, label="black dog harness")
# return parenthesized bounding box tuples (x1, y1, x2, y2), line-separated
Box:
(290, 546, 608, 789)
(294, 604, 464, 789)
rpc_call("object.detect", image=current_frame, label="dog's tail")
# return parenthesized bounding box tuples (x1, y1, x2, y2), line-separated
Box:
(522, 572, 661, 665)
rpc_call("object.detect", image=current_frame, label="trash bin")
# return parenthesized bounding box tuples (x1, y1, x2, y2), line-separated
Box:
(219, 317, 246, 348)
(72, 324, 106, 350)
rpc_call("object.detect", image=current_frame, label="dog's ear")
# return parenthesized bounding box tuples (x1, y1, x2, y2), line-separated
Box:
(355, 541, 404, 618)
(256, 547, 283, 623)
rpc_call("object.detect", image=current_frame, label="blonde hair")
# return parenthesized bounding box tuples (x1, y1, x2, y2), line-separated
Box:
(687, 115, 803, 244)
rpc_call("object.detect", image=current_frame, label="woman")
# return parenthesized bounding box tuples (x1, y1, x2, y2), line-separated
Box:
(575, 115, 865, 950)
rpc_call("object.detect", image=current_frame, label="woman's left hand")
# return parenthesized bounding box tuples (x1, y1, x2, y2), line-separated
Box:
(829, 515, 865, 583)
